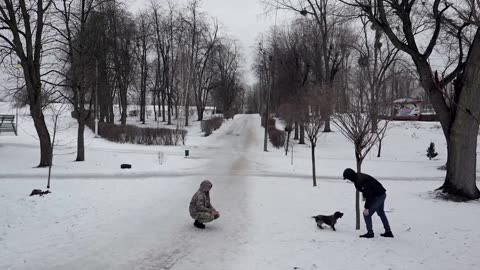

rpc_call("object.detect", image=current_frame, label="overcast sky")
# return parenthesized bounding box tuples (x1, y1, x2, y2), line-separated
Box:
(129, 0, 291, 85)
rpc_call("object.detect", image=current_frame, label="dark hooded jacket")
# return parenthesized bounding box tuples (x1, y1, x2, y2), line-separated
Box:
(189, 180, 216, 219)
(343, 169, 386, 209)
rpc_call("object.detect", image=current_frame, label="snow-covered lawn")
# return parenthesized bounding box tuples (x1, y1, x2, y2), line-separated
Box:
(1, 103, 479, 270)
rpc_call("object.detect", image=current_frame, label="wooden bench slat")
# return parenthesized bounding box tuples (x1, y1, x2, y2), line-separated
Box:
(0, 114, 17, 135)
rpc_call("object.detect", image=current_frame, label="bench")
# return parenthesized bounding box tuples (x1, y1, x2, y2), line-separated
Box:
(0, 114, 17, 135)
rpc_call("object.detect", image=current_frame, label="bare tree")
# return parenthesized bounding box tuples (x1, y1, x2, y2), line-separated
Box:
(46, 104, 73, 189)
(109, 5, 136, 126)
(344, 0, 480, 200)
(301, 89, 325, 187)
(278, 103, 299, 155)
(50, 0, 109, 161)
(269, 0, 347, 132)
(192, 20, 219, 121)
(0, 0, 54, 167)
(212, 39, 243, 118)
(134, 12, 152, 125)
(333, 98, 388, 229)
(151, 1, 175, 124)
(354, 16, 398, 132)
(375, 117, 389, 158)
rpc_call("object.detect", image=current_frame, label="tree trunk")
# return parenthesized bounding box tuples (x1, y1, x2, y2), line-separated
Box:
(294, 122, 299, 140)
(437, 30, 480, 200)
(299, 124, 305, 144)
(371, 106, 378, 133)
(263, 112, 268, 152)
(153, 91, 157, 122)
(323, 116, 332, 132)
(167, 93, 172, 124)
(433, 30, 480, 200)
(175, 101, 179, 120)
(285, 130, 291, 156)
(76, 118, 85, 161)
(441, 121, 480, 199)
(120, 87, 127, 126)
(197, 107, 204, 121)
(31, 108, 52, 167)
(185, 94, 190, 126)
(161, 91, 166, 122)
(377, 138, 382, 158)
(311, 142, 317, 187)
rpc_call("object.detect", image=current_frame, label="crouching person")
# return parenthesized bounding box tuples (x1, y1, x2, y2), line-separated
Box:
(189, 180, 220, 229)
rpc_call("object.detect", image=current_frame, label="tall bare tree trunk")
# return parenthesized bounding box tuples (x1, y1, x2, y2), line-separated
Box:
(439, 30, 480, 199)
(294, 122, 299, 140)
(31, 106, 52, 167)
(167, 93, 172, 124)
(120, 88, 127, 126)
(299, 124, 305, 144)
(76, 118, 85, 161)
(161, 91, 166, 122)
(285, 130, 291, 156)
(324, 116, 331, 132)
(358, 0, 480, 200)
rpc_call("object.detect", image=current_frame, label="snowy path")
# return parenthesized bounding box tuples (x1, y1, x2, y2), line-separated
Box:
(133, 115, 258, 269)
(1, 115, 480, 270)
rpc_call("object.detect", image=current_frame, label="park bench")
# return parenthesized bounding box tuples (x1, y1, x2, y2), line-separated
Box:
(0, 114, 17, 135)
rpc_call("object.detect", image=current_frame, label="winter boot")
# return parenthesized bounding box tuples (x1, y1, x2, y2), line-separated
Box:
(194, 220, 205, 229)
(359, 232, 374, 238)
(381, 231, 394, 238)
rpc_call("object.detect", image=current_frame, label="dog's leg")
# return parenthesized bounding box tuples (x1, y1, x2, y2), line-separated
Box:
(317, 224, 324, 229)
(331, 225, 336, 231)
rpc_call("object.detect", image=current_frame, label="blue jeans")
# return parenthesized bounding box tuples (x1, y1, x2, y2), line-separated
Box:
(364, 193, 391, 233)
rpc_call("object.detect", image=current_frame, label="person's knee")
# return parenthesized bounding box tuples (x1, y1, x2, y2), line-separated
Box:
(197, 212, 216, 223)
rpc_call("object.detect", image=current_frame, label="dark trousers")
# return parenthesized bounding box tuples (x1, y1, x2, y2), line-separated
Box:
(364, 193, 391, 233)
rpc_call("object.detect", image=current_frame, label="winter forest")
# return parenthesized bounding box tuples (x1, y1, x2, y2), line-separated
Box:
(1, 0, 480, 269)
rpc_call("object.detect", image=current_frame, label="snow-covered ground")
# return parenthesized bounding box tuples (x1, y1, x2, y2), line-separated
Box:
(1, 102, 479, 270)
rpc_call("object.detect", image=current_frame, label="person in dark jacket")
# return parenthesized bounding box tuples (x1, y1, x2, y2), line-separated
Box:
(189, 180, 220, 229)
(343, 168, 394, 238)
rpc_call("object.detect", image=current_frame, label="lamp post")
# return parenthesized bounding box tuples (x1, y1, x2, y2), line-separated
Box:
(261, 3, 279, 152)
(259, 45, 269, 152)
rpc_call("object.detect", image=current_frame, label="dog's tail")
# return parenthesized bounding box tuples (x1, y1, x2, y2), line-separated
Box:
(311, 216, 317, 219)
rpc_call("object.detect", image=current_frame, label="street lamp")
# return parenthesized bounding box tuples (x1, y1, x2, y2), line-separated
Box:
(259, 44, 270, 152)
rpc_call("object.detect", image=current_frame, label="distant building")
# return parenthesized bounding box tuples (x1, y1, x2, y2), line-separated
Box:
(390, 98, 437, 121)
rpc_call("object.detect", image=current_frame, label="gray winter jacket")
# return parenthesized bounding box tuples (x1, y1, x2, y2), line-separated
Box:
(189, 180, 216, 219)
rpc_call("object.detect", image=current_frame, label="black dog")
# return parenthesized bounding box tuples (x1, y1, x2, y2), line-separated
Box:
(312, 211, 344, 231)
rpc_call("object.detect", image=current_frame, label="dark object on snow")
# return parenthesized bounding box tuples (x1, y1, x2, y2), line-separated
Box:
(185, 150, 189, 157)
(438, 164, 447, 170)
(359, 232, 374, 238)
(121, 164, 132, 169)
(381, 231, 394, 238)
(29, 189, 51, 196)
(427, 142, 438, 160)
(194, 220, 205, 229)
(312, 211, 344, 231)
